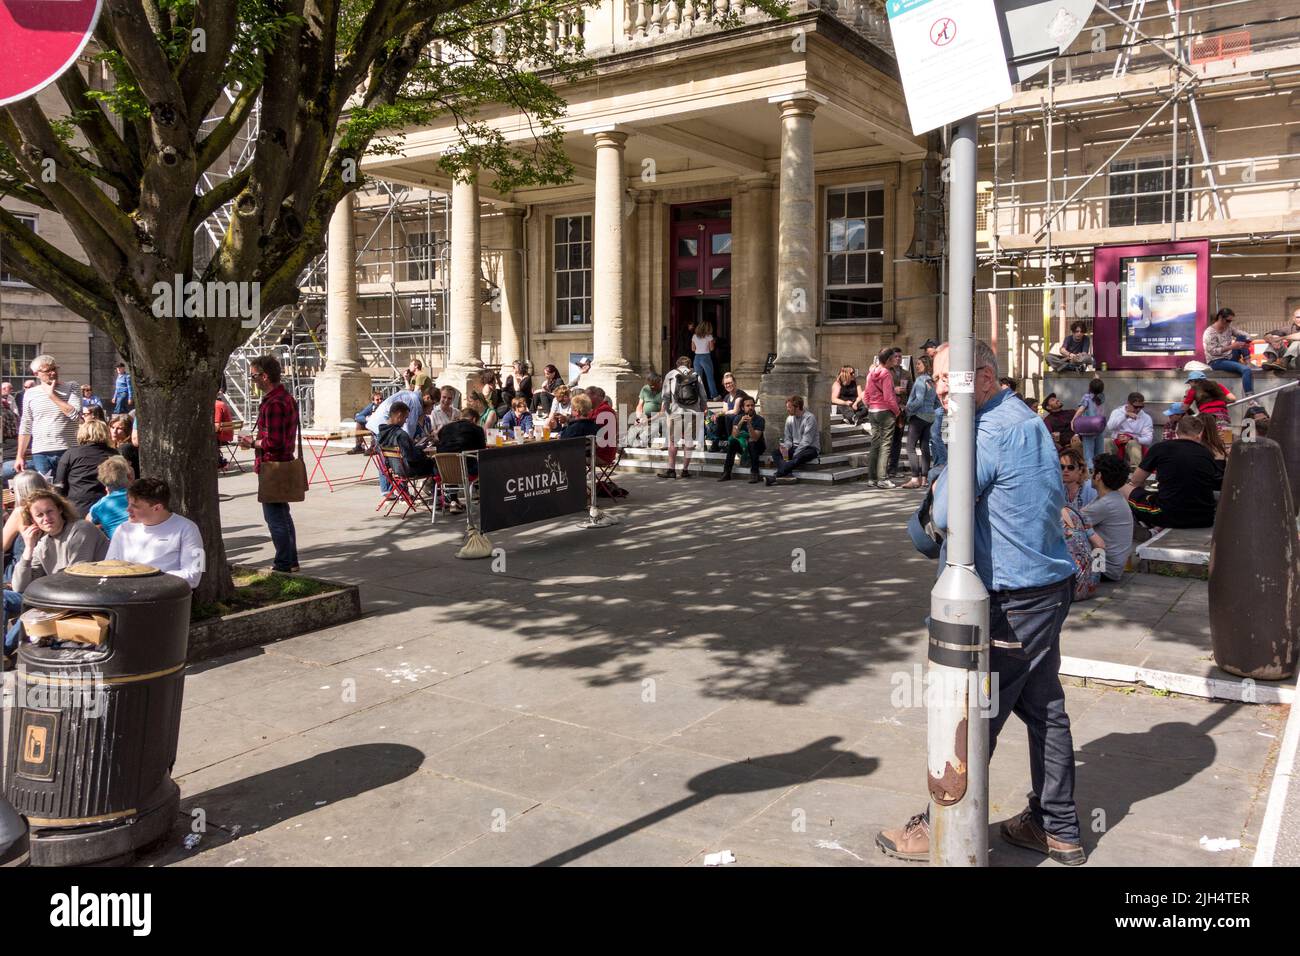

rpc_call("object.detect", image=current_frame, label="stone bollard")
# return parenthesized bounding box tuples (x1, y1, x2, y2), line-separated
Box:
(1266, 386, 1300, 513)
(1208, 437, 1299, 680)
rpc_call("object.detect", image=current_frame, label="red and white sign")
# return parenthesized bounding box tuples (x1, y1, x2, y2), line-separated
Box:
(0, 0, 103, 108)
(930, 18, 956, 47)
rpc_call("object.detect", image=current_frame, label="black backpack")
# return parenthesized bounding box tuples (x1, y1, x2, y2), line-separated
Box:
(673, 370, 701, 408)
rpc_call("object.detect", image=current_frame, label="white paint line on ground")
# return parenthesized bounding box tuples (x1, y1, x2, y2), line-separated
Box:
(1253, 669, 1300, 867)
(1059, 656, 1295, 705)
(1199, 836, 1241, 852)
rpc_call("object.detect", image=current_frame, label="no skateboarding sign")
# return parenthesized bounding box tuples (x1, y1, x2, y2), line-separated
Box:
(0, 0, 104, 107)
(887, 0, 1012, 135)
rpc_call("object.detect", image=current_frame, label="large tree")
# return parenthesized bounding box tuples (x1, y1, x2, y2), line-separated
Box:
(0, 0, 578, 602)
(0, 0, 784, 602)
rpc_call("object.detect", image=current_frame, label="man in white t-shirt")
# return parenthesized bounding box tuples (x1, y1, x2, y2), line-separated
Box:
(105, 478, 206, 589)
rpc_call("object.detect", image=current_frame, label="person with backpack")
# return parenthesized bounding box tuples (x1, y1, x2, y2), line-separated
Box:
(1071, 377, 1106, 471)
(659, 355, 706, 479)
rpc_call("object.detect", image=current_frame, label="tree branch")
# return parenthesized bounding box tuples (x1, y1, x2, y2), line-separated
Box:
(195, 80, 259, 174)
(190, 165, 252, 230)
(102, 0, 192, 144)
(1, 104, 140, 258)
(54, 64, 142, 199)
(179, 0, 242, 135)
(0, 206, 120, 329)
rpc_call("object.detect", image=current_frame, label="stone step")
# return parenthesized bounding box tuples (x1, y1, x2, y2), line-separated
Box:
(1134, 527, 1212, 580)
(621, 446, 855, 469)
(618, 446, 869, 483)
(618, 456, 872, 483)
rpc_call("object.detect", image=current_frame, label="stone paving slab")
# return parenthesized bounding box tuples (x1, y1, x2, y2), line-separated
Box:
(111, 471, 1291, 866)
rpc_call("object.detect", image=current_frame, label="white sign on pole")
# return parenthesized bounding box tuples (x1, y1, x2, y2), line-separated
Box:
(886, 0, 1013, 136)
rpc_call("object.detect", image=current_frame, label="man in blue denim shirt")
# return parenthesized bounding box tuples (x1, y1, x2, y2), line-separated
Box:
(878, 340, 1086, 866)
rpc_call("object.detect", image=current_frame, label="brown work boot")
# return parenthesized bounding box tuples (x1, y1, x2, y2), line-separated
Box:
(1000, 808, 1086, 866)
(875, 811, 930, 862)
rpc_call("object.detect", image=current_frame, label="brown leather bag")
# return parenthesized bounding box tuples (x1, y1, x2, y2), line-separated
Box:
(257, 420, 307, 503)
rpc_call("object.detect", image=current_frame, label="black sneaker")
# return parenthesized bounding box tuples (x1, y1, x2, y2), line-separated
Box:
(764, 476, 776, 486)
(748, 475, 761, 484)
(657, 469, 676, 479)
(717, 471, 733, 482)
(680, 470, 694, 478)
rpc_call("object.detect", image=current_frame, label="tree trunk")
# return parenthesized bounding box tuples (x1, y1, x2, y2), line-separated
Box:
(133, 356, 236, 605)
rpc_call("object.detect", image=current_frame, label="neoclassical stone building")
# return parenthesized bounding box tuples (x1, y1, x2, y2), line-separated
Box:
(319, 1, 939, 440)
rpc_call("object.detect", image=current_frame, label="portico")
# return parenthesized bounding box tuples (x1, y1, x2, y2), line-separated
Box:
(354, 7, 936, 440)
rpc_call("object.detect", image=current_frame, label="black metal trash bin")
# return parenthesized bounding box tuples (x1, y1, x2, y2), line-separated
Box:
(5, 560, 191, 865)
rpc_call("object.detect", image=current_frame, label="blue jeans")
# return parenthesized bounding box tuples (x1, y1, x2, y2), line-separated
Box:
(261, 502, 299, 571)
(693, 354, 718, 400)
(1079, 433, 1101, 471)
(28, 449, 66, 479)
(772, 444, 817, 477)
(1208, 359, 1254, 395)
(3, 589, 24, 654)
(112, 397, 130, 415)
(987, 577, 1080, 844)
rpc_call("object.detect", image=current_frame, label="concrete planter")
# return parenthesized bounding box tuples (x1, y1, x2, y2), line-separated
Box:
(186, 584, 362, 663)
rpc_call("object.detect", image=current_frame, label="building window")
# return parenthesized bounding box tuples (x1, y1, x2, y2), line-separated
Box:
(407, 294, 445, 332)
(824, 185, 885, 323)
(553, 214, 592, 328)
(0, 214, 37, 285)
(1, 344, 39, 393)
(405, 231, 439, 282)
(1109, 158, 1189, 227)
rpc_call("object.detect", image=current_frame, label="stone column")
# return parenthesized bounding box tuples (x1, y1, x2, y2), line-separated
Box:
(498, 207, 526, 370)
(731, 173, 776, 388)
(441, 169, 484, 402)
(587, 127, 642, 413)
(313, 191, 374, 430)
(759, 93, 830, 451)
(635, 189, 659, 372)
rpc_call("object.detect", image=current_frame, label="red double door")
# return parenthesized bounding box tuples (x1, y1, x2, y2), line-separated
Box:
(668, 208, 731, 376)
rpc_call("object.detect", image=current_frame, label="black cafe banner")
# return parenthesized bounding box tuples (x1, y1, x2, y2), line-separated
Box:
(476, 437, 589, 533)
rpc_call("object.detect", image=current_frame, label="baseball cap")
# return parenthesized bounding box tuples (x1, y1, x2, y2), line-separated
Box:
(1165, 403, 1186, 416)
(1245, 405, 1268, 418)
(921, 339, 939, 350)
(1185, 370, 1207, 382)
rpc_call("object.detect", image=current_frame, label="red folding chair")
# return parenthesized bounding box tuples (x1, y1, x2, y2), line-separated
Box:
(375, 447, 431, 518)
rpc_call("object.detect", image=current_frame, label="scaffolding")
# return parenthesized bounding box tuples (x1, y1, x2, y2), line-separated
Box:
(978, 0, 1300, 388)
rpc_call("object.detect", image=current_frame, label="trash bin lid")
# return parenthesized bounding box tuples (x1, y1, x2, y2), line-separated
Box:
(64, 560, 161, 578)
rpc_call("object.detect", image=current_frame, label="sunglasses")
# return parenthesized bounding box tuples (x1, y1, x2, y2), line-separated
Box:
(1061, 463, 1080, 471)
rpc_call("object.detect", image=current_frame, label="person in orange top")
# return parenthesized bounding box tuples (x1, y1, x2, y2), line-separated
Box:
(215, 391, 236, 469)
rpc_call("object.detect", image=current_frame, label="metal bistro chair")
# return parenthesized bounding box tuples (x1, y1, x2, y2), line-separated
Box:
(218, 420, 246, 473)
(430, 452, 476, 527)
(594, 444, 625, 501)
(376, 446, 431, 518)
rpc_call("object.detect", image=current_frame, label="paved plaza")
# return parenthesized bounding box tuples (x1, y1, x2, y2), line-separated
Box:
(126, 469, 1289, 867)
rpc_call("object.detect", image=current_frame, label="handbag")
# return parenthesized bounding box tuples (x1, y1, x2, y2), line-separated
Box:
(1073, 415, 1105, 436)
(257, 420, 308, 503)
(908, 486, 944, 559)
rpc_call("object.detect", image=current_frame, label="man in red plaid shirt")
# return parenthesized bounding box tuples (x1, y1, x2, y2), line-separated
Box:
(239, 355, 300, 571)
